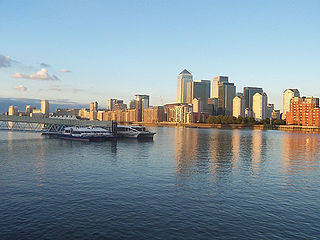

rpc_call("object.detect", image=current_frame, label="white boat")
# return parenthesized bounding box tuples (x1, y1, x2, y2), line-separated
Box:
(57, 126, 114, 142)
(116, 125, 155, 139)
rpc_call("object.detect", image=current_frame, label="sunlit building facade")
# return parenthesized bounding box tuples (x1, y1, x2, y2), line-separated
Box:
(282, 89, 300, 120)
(286, 96, 320, 126)
(233, 96, 245, 117)
(252, 92, 268, 121)
(41, 100, 49, 116)
(176, 69, 193, 103)
(243, 87, 263, 110)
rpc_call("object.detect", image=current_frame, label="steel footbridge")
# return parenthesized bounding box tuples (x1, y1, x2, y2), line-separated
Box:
(0, 115, 117, 134)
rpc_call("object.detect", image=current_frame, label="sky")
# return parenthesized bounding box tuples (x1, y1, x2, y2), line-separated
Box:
(0, 0, 319, 110)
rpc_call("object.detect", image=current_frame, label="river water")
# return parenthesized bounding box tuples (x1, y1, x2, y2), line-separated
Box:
(0, 128, 319, 239)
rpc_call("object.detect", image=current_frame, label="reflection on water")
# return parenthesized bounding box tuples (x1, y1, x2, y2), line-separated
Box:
(174, 128, 320, 182)
(281, 132, 320, 173)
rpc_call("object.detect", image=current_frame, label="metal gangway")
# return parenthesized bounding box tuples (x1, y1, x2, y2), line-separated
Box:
(0, 115, 117, 134)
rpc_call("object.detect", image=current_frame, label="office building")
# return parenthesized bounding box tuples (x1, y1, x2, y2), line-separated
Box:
(282, 89, 300, 120)
(41, 100, 49, 116)
(192, 98, 201, 113)
(186, 80, 211, 113)
(245, 108, 252, 118)
(176, 69, 193, 103)
(252, 92, 268, 121)
(272, 110, 281, 120)
(233, 96, 245, 117)
(218, 81, 236, 116)
(266, 104, 274, 119)
(243, 87, 263, 110)
(208, 98, 218, 115)
(212, 76, 228, 98)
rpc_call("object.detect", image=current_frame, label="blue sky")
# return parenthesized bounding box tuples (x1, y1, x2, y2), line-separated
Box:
(0, 0, 319, 110)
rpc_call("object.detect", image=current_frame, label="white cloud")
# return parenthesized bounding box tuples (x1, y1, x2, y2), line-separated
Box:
(13, 85, 28, 92)
(60, 69, 71, 73)
(0, 53, 13, 68)
(12, 68, 59, 81)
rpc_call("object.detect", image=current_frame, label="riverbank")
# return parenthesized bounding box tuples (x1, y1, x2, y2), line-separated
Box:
(124, 122, 320, 132)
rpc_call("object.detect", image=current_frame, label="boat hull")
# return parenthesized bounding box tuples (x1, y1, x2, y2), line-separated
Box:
(57, 134, 114, 142)
(116, 132, 155, 139)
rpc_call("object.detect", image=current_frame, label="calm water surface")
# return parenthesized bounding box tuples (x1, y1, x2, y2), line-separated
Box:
(0, 128, 319, 239)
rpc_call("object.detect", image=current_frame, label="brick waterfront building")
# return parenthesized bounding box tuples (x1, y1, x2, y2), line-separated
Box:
(286, 97, 320, 126)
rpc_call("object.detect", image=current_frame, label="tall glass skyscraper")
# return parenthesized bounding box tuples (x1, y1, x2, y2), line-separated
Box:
(176, 69, 193, 103)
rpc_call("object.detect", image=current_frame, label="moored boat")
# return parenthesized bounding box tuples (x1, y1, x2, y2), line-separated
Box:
(116, 125, 155, 139)
(57, 126, 114, 142)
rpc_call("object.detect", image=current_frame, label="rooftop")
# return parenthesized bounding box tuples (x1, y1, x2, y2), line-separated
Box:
(179, 69, 192, 75)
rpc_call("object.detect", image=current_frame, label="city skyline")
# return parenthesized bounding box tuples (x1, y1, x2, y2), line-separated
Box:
(1, 0, 320, 109)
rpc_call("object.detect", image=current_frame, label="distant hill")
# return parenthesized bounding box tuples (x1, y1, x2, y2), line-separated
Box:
(0, 98, 87, 114)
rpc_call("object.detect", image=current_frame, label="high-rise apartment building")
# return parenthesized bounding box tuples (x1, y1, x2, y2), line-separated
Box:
(243, 87, 263, 110)
(186, 80, 211, 113)
(282, 89, 300, 120)
(233, 96, 245, 117)
(41, 100, 49, 116)
(135, 94, 149, 122)
(90, 101, 98, 120)
(107, 99, 127, 111)
(107, 99, 117, 111)
(217, 81, 236, 116)
(176, 69, 193, 103)
(252, 92, 268, 121)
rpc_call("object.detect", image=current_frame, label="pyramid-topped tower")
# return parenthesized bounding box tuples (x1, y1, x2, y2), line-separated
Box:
(176, 69, 193, 103)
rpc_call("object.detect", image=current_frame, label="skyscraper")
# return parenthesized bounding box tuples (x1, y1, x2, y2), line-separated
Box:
(107, 99, 117, 111)
(282, 89, 300, 120)
(218, 82, 236, 116)
(252, 92, 268, 121)
(243, 87, 263, 110)
(212, 76, 228, 98)
(176, 69, 193, 103)
(41, 100, 49, 116)
(135, 94, 149, 122)
(90, 101, 98, 120)
(186, 80, 211, 113)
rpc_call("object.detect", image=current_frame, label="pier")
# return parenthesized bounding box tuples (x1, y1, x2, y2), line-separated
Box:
(0, 115, 117, 134)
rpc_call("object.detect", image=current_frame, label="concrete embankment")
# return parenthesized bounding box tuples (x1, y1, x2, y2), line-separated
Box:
(124, 122, 320, 133)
